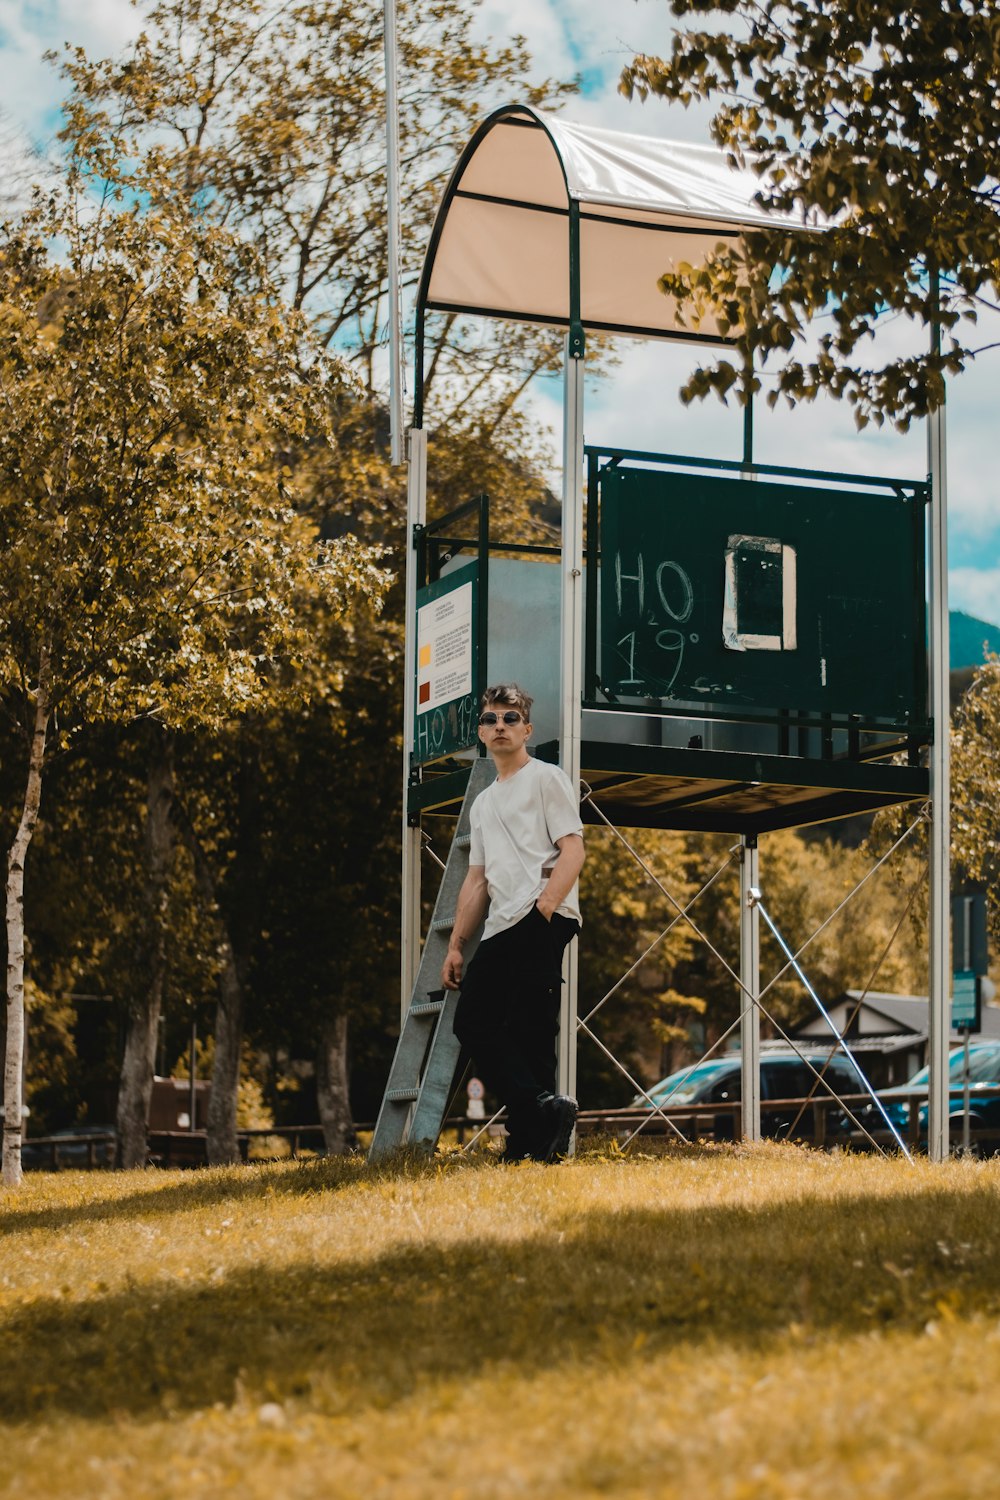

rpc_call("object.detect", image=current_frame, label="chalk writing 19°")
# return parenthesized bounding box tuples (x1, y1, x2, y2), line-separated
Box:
(413, 691, 477, 764)
(614, 550, 695, 695)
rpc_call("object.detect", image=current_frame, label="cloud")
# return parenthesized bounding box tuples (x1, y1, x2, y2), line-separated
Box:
(471, 0, 715, 139)
(950, 568, 1000, 630)
(574, 329, 931, 480)
(0, 0, 139, 146)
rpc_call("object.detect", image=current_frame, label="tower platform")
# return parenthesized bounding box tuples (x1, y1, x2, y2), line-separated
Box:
(408, 737, 927, 836)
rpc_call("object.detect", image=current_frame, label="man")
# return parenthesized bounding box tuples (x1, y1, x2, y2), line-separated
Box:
(442, 683, 585, 1162)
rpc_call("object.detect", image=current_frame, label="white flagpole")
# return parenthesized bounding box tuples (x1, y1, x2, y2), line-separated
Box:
(387, 0, 419, 1020)
(384, 0, 404, 466)
(927, 267, 951, 1162)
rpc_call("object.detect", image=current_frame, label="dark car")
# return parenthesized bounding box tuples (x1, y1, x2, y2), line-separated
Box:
(873, 1041, 1000, 1151)
(633, 1049, 865, 1141)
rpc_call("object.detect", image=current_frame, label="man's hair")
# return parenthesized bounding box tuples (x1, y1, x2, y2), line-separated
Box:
(481, 683, 533, 721)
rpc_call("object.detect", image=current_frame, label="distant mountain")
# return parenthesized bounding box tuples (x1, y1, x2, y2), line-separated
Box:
(951, 611, 1000, 671)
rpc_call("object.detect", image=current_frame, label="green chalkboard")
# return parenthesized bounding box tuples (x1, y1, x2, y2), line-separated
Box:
(599, 467, 926, 725)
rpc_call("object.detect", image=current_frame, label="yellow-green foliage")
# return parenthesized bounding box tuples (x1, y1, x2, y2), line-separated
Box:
(2, 1147, 999, 1498)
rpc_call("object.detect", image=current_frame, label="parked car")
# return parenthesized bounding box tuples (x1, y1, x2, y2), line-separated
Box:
(868, 1040, 1000, 1150)
(633, 1049, 865, 1141)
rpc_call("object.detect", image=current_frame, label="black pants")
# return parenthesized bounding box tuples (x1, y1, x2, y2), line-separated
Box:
(453, 905, 579, 1153)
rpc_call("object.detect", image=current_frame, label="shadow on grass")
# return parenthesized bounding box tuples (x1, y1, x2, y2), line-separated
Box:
(5, 1138, 702, 1236)
(4, 1174, 1000, 1423)
(2, 1150, 449, 1236)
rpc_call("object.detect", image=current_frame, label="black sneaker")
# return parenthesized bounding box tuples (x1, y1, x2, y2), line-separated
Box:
(499, 1134, 535, 1163)
(538, 1094, 578, 1162)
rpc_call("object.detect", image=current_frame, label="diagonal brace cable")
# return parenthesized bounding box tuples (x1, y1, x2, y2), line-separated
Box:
(585, 790, 926, 1023)
(576, 1017, 693, 1145)
(784, 874, 924, 1140)
(615, 1012, 746, 1151)
(458, 1105, 507, 1156)
(736, 990, 895, 1158)
(755, 807, 928, 1010)
(580, 793, 856, 1149)
(580, 848, 738, 1028)
(583, 791, 752, 1002)
(753, 891, 914, 1162)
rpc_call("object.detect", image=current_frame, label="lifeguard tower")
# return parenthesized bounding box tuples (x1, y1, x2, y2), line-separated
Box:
(371, 105, 952, 1160)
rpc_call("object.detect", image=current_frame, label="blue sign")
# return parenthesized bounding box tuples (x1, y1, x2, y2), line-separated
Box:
(952, 970, 980, 1033)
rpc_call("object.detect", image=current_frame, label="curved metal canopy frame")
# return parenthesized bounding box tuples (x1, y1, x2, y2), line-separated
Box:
(412, 102, 808, 422)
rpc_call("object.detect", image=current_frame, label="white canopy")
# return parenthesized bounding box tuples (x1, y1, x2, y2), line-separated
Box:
(418, 104, 808, 349)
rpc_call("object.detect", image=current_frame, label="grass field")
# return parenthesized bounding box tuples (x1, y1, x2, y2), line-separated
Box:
(2, 1143, 1000, 1499)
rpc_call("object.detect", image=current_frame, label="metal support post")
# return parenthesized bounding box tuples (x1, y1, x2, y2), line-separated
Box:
(189, 1016, 197, 1131)
(401, 427, 428, 1019)
(754, 892, 915, 1160)
(739, 836, 761, 1141)
(927, 271, 950, 1162)
(741, 383, 754, 475)
(558, 332, 585, 1104)
(962, 1029, 971, 1154)
(383, 0, 404, 466)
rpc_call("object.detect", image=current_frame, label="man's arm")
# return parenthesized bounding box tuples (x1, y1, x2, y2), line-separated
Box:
(441, 864, 489, 990)
(535, 833, 585, 921)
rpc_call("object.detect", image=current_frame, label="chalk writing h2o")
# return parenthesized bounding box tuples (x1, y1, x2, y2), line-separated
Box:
(414, 693, 476, 763)
(615, 551, 694, 694)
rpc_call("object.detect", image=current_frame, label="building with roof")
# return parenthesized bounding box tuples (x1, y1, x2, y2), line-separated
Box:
(790, 991, 1000, 1087)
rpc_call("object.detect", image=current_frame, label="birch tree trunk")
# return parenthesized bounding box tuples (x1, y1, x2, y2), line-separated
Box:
(117, 731, 174, 1168)
(4, 658, 51, 1188)
(316, 1011, 357, 1154)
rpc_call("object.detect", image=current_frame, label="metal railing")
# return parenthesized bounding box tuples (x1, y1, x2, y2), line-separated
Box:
(23, 1087, 1000, 1169)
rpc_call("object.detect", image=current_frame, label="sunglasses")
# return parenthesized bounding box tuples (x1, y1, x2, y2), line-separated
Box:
(479, 710, 525, 726)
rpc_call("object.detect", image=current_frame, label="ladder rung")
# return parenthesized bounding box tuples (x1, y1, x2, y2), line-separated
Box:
(409, 1000, 445, 1017)
(369, 757, 494, 1160)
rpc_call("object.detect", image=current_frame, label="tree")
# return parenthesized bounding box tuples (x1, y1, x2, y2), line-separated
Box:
(48, 0, 574, 1157)
(248, 633, 403, 1147)
(952, 656, 1000, 953)
(0, 168, 386, 1184)
(0, 720, 195, 1134)
(620, 0, 1000, 428)
(56, 0, 576, 439)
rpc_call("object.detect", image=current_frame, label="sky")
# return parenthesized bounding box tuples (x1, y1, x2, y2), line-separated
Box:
(1, 0, 997, 625)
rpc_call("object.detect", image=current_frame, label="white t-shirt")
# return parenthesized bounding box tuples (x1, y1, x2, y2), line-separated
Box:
(469, 756, 583, 940)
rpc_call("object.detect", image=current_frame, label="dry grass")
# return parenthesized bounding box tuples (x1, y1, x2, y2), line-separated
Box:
(2, 1143, 1000, 1499)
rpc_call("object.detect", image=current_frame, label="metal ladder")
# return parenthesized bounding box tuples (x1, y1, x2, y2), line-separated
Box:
(369, 757, 496, 1157)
